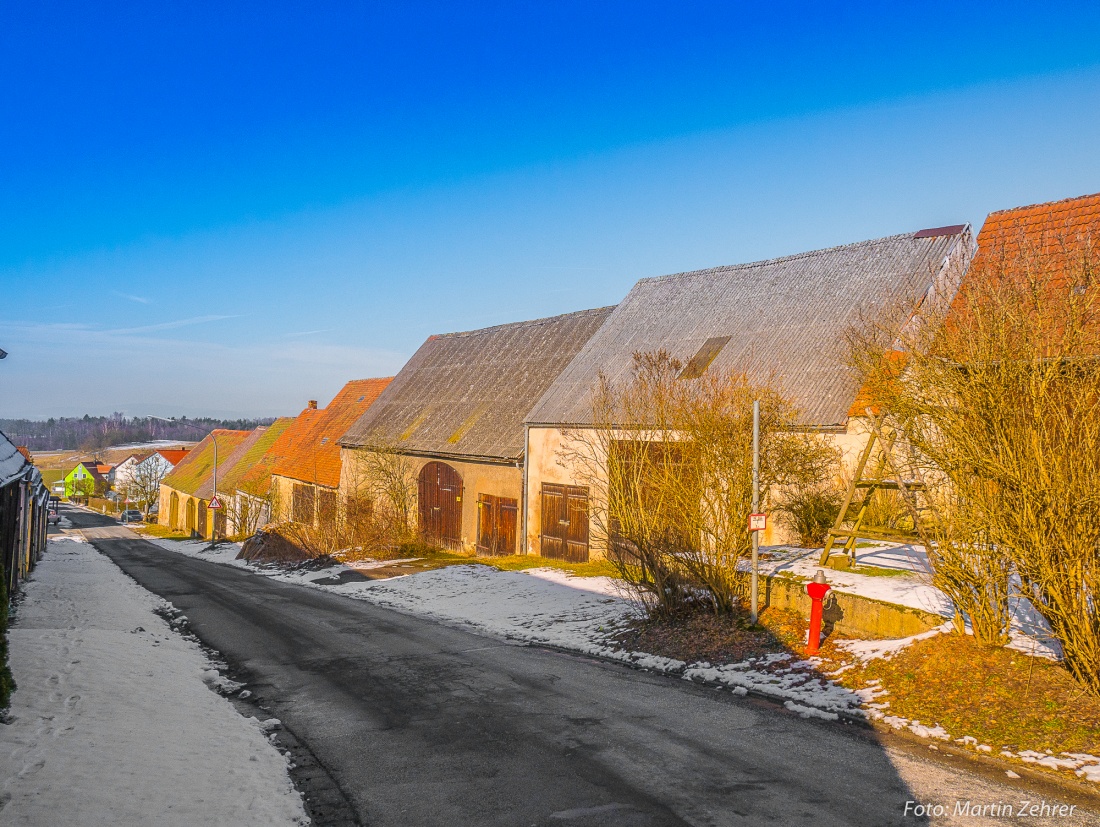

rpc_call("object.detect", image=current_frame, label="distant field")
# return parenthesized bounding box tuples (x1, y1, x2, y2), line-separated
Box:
(30, 441, 195, 470)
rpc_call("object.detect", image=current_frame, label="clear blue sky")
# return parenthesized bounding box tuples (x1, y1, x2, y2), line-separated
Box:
(3, 2, 1100, 418)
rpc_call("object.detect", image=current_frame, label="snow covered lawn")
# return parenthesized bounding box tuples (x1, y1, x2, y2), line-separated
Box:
(0, 537, 307, 826)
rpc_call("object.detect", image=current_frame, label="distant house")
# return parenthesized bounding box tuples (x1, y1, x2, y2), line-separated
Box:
(523, 227, 976, 558)
(158, 430, 252, 538)
(63, 461, 111, 500)
(339, 309, 612, 555)
(112, 448, 190, 507)
(269, 378, 392, 527)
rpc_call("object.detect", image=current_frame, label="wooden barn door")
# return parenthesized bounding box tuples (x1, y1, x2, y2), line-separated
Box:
(476, 494, 517, 556)
(418, 462, 463, 549)
(540, 484, 589, 561)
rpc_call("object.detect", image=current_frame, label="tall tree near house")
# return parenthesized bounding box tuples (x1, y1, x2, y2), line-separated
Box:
(126, 457, 172, 514)
(849, 219, 1100, 691)
(562, 350, 837, 617)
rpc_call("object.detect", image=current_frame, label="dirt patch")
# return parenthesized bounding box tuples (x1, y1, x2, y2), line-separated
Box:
(610, 606, 811, 665)
(238, 529, 313, 564)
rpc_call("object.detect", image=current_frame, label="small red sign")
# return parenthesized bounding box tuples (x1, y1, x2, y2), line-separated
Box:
(749, 513, 767, 531)
(208, 496, 222, 510)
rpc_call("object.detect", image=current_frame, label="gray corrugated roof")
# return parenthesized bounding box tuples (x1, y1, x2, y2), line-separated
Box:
(526, 228, 975, 429)
(341, 307, 615, 461)
(0, 428, 29, 488)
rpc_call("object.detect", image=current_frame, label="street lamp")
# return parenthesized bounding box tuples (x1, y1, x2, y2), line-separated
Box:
(0, 348, 7, 359)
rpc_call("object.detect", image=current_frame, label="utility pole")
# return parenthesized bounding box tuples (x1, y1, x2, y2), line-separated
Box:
(750, 399, 761, 625)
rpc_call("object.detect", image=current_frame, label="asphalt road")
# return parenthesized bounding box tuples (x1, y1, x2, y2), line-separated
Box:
(59, 507, 1100, 827)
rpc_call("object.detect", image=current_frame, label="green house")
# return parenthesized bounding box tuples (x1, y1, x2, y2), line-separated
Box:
(64, 462, 109, 499)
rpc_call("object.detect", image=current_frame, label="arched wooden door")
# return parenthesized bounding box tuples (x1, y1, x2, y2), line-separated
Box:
(186, 499, 196, 533)
(169, 492, 179, 529)
(418, 462, 463, 550)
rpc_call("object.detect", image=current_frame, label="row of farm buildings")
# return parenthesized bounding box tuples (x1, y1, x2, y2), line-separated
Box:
(156, 191, 1099, 560)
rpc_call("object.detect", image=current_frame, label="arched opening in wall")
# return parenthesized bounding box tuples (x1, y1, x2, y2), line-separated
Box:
(198, 502, 208, 537)
(169, 492, 179, 529)
(418, 462, 463, 550)
(186, 499, 196, 533)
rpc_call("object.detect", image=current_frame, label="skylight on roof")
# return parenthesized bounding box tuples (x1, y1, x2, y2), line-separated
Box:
(357, 395, 365, 402)
(679, 336, 731, 380)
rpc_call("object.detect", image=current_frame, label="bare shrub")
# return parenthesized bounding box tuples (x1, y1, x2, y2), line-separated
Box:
(339, 445, 420, 559)
(850, 221, 1100, 684)
(564, 351, 838, 617)
(778, 485, 844, 548)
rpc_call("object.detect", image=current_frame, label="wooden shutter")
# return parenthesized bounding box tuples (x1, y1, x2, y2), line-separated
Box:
(540, 484, 565, 558)
(564, 487, 590, 562)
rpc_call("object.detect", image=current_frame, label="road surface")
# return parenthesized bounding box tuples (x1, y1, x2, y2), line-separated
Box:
(60, 506, 1100, 826)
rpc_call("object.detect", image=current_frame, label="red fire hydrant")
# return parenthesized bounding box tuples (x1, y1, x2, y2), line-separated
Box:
(805, 570, 831, 655)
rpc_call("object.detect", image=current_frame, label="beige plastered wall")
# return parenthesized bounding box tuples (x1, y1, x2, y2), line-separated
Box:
(339, 447, 522, 556)
(525, 420, 874, 556)
(157, 483, 214, 540)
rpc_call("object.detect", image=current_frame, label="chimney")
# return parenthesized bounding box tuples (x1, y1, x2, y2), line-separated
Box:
(308, 400, 318, 409)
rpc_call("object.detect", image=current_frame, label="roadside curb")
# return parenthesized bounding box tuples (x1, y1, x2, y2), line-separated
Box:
(525, 639, 875, 728)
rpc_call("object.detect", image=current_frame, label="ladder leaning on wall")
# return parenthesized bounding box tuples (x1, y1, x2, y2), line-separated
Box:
(818, 411, 933, 567)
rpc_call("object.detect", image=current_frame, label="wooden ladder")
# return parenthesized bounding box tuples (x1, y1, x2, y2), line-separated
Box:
(818, 413, 930, 566)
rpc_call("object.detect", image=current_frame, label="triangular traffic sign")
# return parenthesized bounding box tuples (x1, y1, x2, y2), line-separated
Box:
(208, 495, 222, 510)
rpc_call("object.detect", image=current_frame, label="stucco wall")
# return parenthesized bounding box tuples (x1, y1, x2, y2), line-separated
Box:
(157, 484, 213, 540)
(524, 422, 874, 557)
(340, 447, 522, 556)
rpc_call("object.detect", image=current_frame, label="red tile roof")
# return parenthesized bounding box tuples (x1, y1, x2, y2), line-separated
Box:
(156, 448, 190, 467)
(949, 192, 1100, 352)
(977, 192, 1100, 262)
(270, 378, 392, 488)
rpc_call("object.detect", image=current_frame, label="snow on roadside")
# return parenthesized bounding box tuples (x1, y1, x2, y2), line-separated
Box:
(0, 537, 307, 826)
(137, 531, 1096, 784)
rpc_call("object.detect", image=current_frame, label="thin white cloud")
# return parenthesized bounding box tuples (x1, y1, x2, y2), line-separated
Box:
(106, 314, 240, 335)
(113, 291, 152, 304)
(285, 328, 332, 338)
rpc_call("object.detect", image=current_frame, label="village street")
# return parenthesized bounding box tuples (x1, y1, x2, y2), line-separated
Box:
(53, 506, 1096, 827)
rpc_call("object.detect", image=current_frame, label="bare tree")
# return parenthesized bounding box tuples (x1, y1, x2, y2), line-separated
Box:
(848, 221, 1100, 688)
(125, 456, 172, 514)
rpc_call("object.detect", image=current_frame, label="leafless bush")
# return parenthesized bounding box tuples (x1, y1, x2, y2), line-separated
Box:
(777, 484, 844, 548)
(564, 351, 838, 617)
(849, 222, 1100, 685)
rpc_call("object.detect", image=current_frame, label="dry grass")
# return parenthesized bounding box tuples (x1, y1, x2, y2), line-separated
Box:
(833, 634, 1100, 755)
(612, 606, 808, 664)
(133, 523, 190, 541)
(468, 554, 621, 578)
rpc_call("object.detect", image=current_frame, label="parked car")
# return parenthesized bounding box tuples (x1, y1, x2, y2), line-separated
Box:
(47, 506, 61, 526)
(120, 509, 143, 524)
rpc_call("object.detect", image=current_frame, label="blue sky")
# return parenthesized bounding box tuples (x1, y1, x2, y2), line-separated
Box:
(3, 2, 1100, 418)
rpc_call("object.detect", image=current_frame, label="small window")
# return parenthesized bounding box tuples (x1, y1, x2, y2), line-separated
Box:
(357, 395, 365, 402)
(678, 336, 732, 380)
(320, 437, 329, 445)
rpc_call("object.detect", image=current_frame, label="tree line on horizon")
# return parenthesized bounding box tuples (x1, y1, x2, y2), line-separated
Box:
(0, 413, 276, 452)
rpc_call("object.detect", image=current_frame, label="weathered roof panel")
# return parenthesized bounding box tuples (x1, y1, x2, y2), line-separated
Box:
(341, 308, 614, 460)
(161, 429, 252, 497)
(526, 229, 974, 428)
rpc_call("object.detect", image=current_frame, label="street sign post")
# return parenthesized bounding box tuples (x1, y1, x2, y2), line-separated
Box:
(208, 495, 222, 510)
(749, 513, 767, 532)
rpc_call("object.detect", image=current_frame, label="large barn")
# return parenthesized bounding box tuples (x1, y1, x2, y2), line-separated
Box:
(339, 308, 612, 556)
(523, 226, 976, 559)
